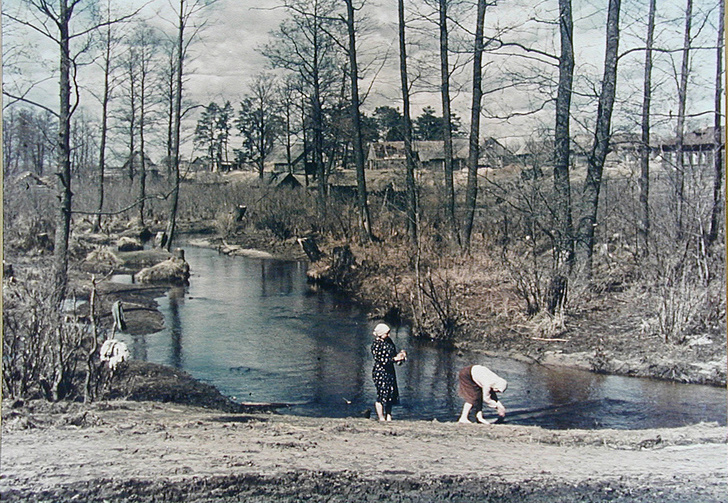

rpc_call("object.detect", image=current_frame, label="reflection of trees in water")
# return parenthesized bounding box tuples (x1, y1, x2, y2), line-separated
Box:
(402, 337, 457, 417)
(542, 367, 599, 405)
(260, 261, 296, 296)
(167, 286, 186, 368)
(128, 334, 148, 361)
(306, 322, 370, 413)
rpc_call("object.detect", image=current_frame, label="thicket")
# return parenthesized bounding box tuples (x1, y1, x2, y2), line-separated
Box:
(3, 160, 724, 402)
(2, 270, 126, 403)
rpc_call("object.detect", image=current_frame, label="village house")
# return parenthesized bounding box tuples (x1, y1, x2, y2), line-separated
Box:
(365, 138, 515, 171)
(264, 143, 308, 174)
(657, 127, 724, 168)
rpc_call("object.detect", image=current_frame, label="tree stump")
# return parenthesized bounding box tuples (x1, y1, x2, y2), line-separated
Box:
(298, 237, 323, 262)
(234, 205, 247, 222)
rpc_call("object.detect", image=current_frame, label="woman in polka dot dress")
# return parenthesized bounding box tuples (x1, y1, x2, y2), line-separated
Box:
(371, 323, 407, 421)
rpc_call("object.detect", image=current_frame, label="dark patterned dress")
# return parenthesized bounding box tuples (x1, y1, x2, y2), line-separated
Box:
(371, 337, 400, 406)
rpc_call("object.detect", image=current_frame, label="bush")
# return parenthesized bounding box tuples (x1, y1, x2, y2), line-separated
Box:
(3, 275, 86, 401)
(2, 273, 122, 403)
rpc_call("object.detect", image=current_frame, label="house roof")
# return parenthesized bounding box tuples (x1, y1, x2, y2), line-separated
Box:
(367, 139, 509, 163)
(266, 171, 303, 188)
(122, 151, 157, 169)
(265, 143, 306, 165)
(658, 127, 725, 148)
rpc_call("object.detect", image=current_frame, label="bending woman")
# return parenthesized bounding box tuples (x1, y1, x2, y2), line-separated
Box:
(371, 323, 407, 421)
(458, 364, 507, 423)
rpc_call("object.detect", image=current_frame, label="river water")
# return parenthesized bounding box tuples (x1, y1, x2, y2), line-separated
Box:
(116, 245, 726, 430)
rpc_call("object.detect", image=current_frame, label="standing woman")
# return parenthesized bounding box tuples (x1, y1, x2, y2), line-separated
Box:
(371, 323, 407, 421)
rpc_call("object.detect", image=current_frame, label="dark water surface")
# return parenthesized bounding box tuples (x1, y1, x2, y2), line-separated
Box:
(118, 245, 727, 430)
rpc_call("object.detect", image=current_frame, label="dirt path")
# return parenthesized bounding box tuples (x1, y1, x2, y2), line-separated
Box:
(2, 401, 726, 502)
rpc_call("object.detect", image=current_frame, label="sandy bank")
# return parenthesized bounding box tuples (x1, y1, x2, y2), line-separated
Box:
(2, 400, 726, 502)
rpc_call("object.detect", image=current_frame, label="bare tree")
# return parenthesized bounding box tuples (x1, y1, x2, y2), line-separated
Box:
(673, 0, 693, 239)
(164, 0, 216, 251)
(553, 0, 575, 270)
(236, 74, 282, 179)
(398, 0, 418, 246)
(119, 45, 140, 183)
(132, 23, 162, 227)
(91, 1, 123, 232)
(438, 0, 458, 246)
(576, 0, 621, 276)
(161, 39, 177, 177)
(462, 0, 487, 250)
(707, 0, 724, 249)
(638, 0, 658, 255)
(343, 0, 373, 242)
(278, 76, 303, 174)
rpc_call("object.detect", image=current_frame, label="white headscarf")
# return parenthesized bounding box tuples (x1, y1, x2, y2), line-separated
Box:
(373, 323, 390, 338)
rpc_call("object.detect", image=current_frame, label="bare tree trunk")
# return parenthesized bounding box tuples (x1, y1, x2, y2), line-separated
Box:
(707, 0, 724, 249)
(165, 0, 186, 251)
(139, 86, 147, 227)
(439, 0, 458, 246)
(463, 0, 487, 250)
(344, 0, 373, 242)
(553, 0, 575, 271)
(165, 47, 175, 177)
(53, 0, 73, 303)
(576, 0, 621, 276)
(126, 54, 137, 184)
(674, 0, 693, 240)
(638, 0, 657, 255)
(94, 16, 114, 233)
(398, 0, 418, 246)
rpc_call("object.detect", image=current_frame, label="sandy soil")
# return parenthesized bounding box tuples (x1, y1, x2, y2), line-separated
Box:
(2, 399, 726, 503)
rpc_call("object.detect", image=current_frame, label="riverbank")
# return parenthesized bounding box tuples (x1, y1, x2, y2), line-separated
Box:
(3, 231, 727, 502)
(189, 230, 727, 388)
(75, 231, 725, 389)
(2, 399, 726, 502)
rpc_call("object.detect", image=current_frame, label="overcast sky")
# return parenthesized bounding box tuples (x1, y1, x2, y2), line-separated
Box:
(2, 0, 722, 157)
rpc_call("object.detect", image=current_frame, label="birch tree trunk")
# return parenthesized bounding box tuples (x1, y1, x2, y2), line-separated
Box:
(53, 0, 74, 302)
(553, 0, 575, 271)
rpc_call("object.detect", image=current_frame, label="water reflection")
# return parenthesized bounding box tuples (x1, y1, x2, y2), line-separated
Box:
(116, 245, 727, 430)
(167, 286, 185, 369)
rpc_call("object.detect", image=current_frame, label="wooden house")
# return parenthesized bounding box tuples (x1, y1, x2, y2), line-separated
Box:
(366, 138, 513, 171)
(657, 127, 724, 168)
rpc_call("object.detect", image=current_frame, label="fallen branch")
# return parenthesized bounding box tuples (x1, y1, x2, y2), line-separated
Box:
(530, 337, 569, 342)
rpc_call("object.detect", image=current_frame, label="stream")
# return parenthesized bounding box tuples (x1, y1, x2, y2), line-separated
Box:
(116, 245, 727, 430)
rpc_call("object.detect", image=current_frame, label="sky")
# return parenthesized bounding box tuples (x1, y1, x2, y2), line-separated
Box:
(2, 0, 723, 159)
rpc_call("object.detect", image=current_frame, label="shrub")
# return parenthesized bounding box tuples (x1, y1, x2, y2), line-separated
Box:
(3, 275, 86, 401)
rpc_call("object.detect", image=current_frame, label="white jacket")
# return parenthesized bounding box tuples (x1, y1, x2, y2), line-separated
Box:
(471, 365, 508, 409)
